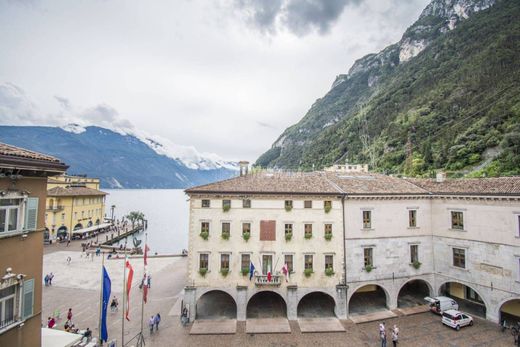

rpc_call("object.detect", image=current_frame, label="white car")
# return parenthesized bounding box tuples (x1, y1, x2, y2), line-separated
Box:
(442, 310, 474, 331)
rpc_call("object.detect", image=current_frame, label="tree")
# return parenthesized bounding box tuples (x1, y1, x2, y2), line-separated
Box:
(126, 211, 145, 229)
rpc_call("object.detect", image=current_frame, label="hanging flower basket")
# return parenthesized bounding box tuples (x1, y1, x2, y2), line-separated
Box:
(199, 268, 208, 277)
(285, 232, 293, 241)
(221, 231, 230, 240)
(304, 268, 313, 277)
(200, 231, 209, 240)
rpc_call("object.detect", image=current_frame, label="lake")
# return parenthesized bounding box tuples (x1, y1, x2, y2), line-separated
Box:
(104, 189, 189, 254)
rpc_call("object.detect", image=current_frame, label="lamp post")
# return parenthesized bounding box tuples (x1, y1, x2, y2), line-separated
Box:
(110, 205, 116, 222)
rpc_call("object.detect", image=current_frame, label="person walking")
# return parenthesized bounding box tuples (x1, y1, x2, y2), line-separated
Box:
(67, 308, 73, 321)
(392, 327, 398, 346)
(66, 238, 70, 247)
(154, 313, 161, 331)
(148, 316, 155, 334)
(48, 273, 54, 286)
(147, 274, 151, 289)
(379, 324, 387, 347)
(110, 296, 118, 312)
(44, 274, 49, 286)
(47, 317, 56, 328)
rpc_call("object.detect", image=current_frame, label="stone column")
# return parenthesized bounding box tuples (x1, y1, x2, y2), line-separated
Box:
(287, 285, 298, 320)
(236, 286, 248, 321)
(335, 285, 348, 319)
(184, 286, 197, 321)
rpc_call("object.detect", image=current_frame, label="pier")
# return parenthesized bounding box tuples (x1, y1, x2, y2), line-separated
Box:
(102, 225, 145, 246)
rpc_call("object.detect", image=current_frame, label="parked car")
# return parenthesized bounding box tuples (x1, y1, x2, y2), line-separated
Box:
(424, 296, 459, 314)
(442, 310, 473, 330)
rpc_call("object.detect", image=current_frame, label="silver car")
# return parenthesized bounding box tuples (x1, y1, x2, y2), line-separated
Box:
(442, 309, 474, 331)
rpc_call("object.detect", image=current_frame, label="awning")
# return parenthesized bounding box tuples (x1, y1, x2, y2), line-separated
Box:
(72, 222, 112, 235)
(41, 328, 83, 347)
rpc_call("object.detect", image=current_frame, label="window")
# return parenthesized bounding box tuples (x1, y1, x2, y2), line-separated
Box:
(304, 255, 313, 270)
(410, 245, 419, 263)
(241, 254, 250, 271)
(242, 199, 251, 208)
(451, 211, 464, 230)
(199, 253, 209, 270)
(453, 248, 466, 268)
(304, 200, 312, 209)
(22, 279, 34, 319)
(284, 200, 293, 210)
(324, 224, 332, 237)
(363, 248, 373, 267)
(304, 224, 312, 238)
(201, 222, 209, 233)
(242, 223, 251, 235)
(221, 254, 230, 271)
(325, 255, 333, 271)
(61, 213, 65, 221)
(409, 210, 417, 227)
(0, 198, 21, 233)
(201, 199, 210, 208)
(284, 223, 293, 235)
(222, 200, 231, 210)
(222, 222, 230, 236)
(0, 285, 16, 329)
(285, 254, 293, 273)
(362, 210, 371, 229)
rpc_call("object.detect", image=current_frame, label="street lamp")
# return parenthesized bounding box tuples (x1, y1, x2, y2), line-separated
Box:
(110, 205, 116, 222)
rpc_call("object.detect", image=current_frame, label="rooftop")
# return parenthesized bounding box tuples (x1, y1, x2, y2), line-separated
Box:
(0, 142, 68, 174)
(47, 186, 107, 197)
(407, 177, 520, 195)
(0, 142, 61, 162)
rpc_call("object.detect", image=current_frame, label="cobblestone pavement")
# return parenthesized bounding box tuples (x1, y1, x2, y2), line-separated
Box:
(43, 251, 515, 346)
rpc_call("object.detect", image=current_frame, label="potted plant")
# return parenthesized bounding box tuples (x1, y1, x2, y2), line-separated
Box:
(200, 231, 209, 240)
(242, 231, 250, 241)
(241, 268, 249, 276)
(285, 205, 292, 212)
(325, 267, 334, 276)
(220, 268, 229, 277)
(364, 264, 373, 273)
(199, 268, 208, 277)
(221, 231, 230, 240)
(304, 268, 313, 278)
(304, 232, 312, 240)
(324, 205, 332, 213)
(324, 233, 332, 241)
(412, 260, 422, 269)
(223, 205, 230, 212)
(285, 232, 293, 241)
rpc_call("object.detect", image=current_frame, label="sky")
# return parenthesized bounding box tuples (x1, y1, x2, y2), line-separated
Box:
(0, 0, 429, 162)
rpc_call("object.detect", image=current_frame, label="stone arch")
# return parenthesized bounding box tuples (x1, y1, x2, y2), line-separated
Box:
(397, 278, 434, 308)
(247, 290, 287, 318)
(438, 281, 488, 318)
(73, 223, 83, 230)
(95, 219, 100, 225)
(297, 291, 337, 318)
(195, 289, 237, 319)
(348, 283, 390, 315)
(497, 297, 520, 325)
(87, 220, 93, 227)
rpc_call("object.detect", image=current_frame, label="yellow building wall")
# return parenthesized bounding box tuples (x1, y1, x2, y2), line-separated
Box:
(357, 285, 378, 293)
(448, 282, 465, 299)
(47, 175, 100, 190)
(501, 300, 520, 316)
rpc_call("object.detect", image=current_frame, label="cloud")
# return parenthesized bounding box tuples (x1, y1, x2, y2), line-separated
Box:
(233, 0, 358, 36)
(54, 95, 71, 110)
(256, 121, 275, 129)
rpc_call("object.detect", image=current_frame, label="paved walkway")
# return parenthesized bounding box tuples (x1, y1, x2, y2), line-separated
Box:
(348, 310, 398, 324)
(246, 318, 291, 334)
(190, 319, 237, 335)
(298, 318, 345, 333)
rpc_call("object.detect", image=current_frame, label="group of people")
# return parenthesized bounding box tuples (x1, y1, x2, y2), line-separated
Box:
(44, 272, 54, 286)
(379, 322, 399, 347)
(148, 313, 161, 334)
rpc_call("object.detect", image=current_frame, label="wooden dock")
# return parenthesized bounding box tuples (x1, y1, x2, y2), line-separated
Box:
(102, 225, 144, 246)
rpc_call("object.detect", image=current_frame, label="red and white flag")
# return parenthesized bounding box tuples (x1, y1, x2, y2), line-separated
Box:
(144, 244, 150, 266)
(125, 260, 134, 321)
(281, 264, 289, 282)
(143, 274, 148, 304)
(267, 271, 272, 282)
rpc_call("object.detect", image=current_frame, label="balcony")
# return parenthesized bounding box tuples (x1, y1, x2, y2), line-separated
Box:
(46, 205, 64, 211)
(254, 274, 282, 286)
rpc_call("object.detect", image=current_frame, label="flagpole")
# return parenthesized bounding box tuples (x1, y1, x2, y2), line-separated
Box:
(122, 241, 127, 346)
(99, 252, 105, 345)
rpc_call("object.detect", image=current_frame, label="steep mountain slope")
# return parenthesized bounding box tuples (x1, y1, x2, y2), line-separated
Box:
(0, 126, 237, 188)
(256, 0, 520, 177)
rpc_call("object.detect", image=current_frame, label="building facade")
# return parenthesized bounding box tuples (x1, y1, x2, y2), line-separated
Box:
(0, 142, 67, 347)
(45, 175, 107, 241)
(184, 169, 520, 324)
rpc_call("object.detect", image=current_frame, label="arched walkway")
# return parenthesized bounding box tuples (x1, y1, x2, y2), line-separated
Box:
(439, 282, 487, 318)
(73, 223, 83, 230)
(95, 219, 100, 225)
(57, 226, 68, 238)
(499, 299, 520, 325)
(87, 221, 93, 227)
(349, 284, 389, 315)
(196, 290, 237, 319)
(297, 292, 336, 318)
(247, 291, 287, 318)
(398, 279, 432, 308)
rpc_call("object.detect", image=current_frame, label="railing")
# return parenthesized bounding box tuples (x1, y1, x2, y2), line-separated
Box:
(46, 205, 64, 211)
(254, 274, 282, 286)
(0, 317, 17, 330)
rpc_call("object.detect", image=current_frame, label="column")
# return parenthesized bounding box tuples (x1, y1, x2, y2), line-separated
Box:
(335, 285, 348, 319)
(236, 286, 248, 321)
(287, 285, 298, 320)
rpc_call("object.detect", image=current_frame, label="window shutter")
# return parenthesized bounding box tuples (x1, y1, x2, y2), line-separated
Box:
(24, 198, 39, 230)
(22, 279, 34, 319)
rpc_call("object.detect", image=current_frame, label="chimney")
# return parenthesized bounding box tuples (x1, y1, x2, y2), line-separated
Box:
(436, 171, 446, 183)
(239, 161, 249, 177)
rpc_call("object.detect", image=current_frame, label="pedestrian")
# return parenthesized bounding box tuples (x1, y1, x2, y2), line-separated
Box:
(83, 328, 92, 342)
(47, 316, 55, 328)
(147, 274, 151, 288)
(67, 308, 73, 321)
(392, 327, 398, 346)
(96, 246, 101, 256)
(67, 238, 70, 247)
(154, 313, 161, 331)
(149, 316, 155, 334)
(393, 324, 399, 336)
(49, 272, 54, 286)
(66, 256, 71, 265)
(380, 327, 387, 347)
(181, 307, 188, 326)
(110, 296, 118, 312)
(44, 274, 49, 286)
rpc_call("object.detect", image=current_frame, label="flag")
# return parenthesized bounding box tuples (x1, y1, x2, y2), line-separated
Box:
(125, 260, 134, 321)
(101, 266, 111, 342)
(281, 264, 289, 282)
(143, 274, 148, 304)
(249, 262, 255, 281)
(267, 271, 272, 282)
(144, 244, 150, 266)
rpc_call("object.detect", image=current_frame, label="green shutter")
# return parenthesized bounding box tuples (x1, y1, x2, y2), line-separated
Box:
(24, 198, 38, 230)
(22, 279, 34, 319)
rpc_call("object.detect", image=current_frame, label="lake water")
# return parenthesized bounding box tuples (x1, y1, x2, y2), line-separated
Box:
(104, 189, 189, 254)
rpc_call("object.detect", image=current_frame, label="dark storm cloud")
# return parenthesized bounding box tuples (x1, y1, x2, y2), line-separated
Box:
(234, 0, 359, 36)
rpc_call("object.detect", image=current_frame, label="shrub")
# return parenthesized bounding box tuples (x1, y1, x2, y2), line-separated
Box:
(325, 267, 334, 276)
(285, 205, 292, 212)
(285, 232, 293, 241)
(200, 231, 209, 240)
(221, 231, 230, 240)
(223, 205, 230, 212)
(324, 233, 332, 241)
(242, 231, 250, 241)
(304, 268, 313, 277)
(412, 260, 422, 269)
(199, 268, 208, 277)
(304, 233, 312, 239)
(220, 268, 229, 277)
(241, 268, 249, 276)
(324, 205, 332, 213)
(364, 264, 373, 273)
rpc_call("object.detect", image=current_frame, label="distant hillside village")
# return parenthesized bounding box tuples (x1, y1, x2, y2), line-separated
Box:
(184, 160, 520, 331)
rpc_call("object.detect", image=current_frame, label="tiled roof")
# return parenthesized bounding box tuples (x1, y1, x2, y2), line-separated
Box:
(47, 186, 107, 197)
(0, 142, 61, 162)
(407, 177, 520, 195)
(186, 171, 428, 195)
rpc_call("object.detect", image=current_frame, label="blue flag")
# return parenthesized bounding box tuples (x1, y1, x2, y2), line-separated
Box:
(101, 266, 111, 342)
(249, 262, 255, 281)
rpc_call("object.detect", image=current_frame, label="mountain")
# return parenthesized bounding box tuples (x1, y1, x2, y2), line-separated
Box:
(256, 0, 520, 177)
(0, 125, 238, 188)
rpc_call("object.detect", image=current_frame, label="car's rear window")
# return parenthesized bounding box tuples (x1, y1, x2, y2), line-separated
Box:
(443, 312, 456, 319)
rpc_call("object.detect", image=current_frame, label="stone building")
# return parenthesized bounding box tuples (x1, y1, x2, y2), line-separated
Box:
(184, 168, 520, 326)
(0, 142, 67, 346)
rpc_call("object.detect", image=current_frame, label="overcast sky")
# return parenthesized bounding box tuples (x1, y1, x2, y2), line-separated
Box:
(0, 0, 429, 161)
